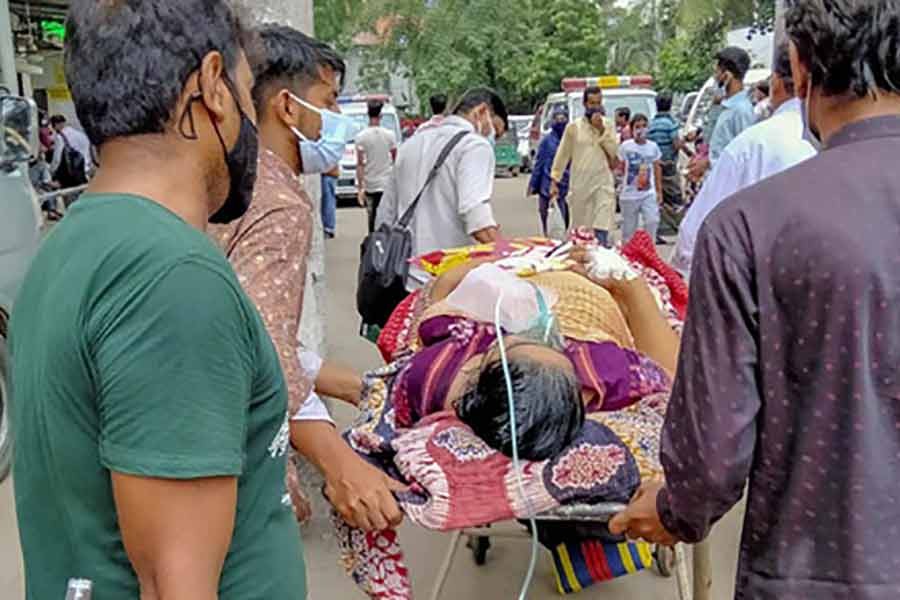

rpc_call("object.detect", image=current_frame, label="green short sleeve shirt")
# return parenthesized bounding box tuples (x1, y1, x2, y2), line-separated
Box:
(10, 194, 306, 599)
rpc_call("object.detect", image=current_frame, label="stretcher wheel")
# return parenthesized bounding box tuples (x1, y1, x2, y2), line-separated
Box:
(467, 536, 491, 566)
(653, 545, 675, 578)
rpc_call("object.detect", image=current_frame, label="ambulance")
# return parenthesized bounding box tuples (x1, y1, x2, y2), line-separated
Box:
(539, 75, 658, 138)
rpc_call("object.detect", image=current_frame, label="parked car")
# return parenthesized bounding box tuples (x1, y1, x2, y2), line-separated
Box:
(539, 75, 658, 138)
(335, 94, 403, 203)
(0, 94, 41, 482)
(508, 115, 534, 173)
(682, 68, 772, 136)
(678, 91, 700, 122)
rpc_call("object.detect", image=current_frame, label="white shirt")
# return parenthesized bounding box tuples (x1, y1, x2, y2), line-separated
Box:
(673, 98, 816, 277)
(289, 348, 334, 426)
(618, 139, 662, 201)
(50, 126, 94, 177)
(376, 115, 497, 289)
(355, 125, 397, 193)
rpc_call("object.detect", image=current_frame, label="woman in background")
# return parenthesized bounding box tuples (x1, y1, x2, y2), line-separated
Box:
(529, 107, 571, 235)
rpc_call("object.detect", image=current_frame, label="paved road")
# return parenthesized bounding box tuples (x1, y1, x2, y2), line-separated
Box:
(0, 176, 744, 599)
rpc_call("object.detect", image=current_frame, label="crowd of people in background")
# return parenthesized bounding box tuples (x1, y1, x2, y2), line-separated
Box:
(30, 113, 95, 219)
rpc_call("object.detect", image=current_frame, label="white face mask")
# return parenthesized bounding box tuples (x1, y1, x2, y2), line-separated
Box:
(479, 114, 496, 148)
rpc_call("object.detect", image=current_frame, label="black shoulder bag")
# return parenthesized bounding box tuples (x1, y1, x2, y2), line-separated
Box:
(357, 130, 468, 327)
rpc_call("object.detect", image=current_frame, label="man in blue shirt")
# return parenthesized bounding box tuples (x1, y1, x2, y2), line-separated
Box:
(690, 46, 755, 179)
(647, 94, 684, 223)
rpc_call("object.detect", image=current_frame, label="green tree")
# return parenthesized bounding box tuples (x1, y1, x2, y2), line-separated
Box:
(346, 0, 617, 114)
(655, 14, 727, 93)
(653, 0, 776, 93)
(313, 0, 370, 50)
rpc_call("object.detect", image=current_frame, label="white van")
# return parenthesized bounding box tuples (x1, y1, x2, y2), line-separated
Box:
(539, 75, 658, 138)
(335, 95, 403, 201)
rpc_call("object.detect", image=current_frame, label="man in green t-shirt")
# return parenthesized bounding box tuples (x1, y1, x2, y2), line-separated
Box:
(9, 2, 306, 599)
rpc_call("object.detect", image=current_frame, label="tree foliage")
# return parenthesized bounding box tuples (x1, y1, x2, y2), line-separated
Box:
(655, 0, 775, 93)
(313, 0, 778, 112)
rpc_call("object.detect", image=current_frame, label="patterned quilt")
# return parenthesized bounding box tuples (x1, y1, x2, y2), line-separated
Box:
(336, 230, 685, 599)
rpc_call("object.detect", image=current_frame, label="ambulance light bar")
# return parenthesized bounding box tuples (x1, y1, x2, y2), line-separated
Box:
(561, 75, 654, 92)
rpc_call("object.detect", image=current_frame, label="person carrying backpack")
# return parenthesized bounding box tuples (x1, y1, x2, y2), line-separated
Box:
(359, 88, 507, 328)
(49, 115, 93, 188)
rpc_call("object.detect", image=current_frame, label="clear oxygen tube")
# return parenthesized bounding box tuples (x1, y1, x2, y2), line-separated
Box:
(494, 290, 554, 599)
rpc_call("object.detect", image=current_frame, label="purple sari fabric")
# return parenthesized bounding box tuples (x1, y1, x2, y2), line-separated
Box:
(394, 316, 670, 427)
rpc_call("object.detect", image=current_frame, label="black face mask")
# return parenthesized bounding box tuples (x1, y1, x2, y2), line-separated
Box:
(208, 79, 259, 224)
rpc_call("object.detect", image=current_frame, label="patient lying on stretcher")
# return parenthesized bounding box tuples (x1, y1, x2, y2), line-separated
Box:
(393, 249, 680, 462)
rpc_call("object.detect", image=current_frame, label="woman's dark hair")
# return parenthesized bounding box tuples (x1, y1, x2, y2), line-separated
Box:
(615, 107, 631, 121)
(787, 0, 900, 99)
(456, 354, 584, 462)
(251, 25, 346, 113)
(429, 94, 448, 115)
(453, 87, 509, 132)
(630, 113, 649, 128)
(65, 0, 254, 147)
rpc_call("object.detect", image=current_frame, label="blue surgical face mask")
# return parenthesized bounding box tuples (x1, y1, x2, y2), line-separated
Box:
(289, 93, 362, 174)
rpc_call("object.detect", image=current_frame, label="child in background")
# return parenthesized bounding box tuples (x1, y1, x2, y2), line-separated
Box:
(617, 114, 662, 242)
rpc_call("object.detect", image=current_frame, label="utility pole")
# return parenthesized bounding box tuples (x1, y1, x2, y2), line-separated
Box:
(774, 0, 788, 48)
(0, 0, 18, 92)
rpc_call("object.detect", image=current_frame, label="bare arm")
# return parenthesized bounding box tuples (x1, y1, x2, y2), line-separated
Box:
(291, 422, 405, 531)
(654, 161, 664, 204)
(570, 249, 680, 375)
(315, 361, 363, 406)
(614, 279, 680, 375)
(113, 474, 237, 600)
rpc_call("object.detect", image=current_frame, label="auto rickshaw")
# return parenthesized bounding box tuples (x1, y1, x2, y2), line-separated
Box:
(493, 126, 520, 177)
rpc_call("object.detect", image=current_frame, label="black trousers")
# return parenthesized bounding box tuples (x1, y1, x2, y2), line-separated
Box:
(365, 191, 384, 234)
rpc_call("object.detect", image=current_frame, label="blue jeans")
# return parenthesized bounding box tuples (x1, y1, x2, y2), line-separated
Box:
(594, 229, 610, 247)
(620, 193, 661, 243)
(321, 175, 337, 235)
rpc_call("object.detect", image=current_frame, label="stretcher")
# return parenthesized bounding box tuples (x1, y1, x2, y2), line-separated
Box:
(357, 233, 709, 599)
(428, 502, 711, 600)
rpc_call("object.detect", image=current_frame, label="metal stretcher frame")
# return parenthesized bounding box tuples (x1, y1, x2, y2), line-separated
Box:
(427, 502, 713, 600)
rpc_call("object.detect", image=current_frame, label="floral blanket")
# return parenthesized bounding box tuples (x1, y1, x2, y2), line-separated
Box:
(334, 352, 671, 599)
(339, 230, 686, 599)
